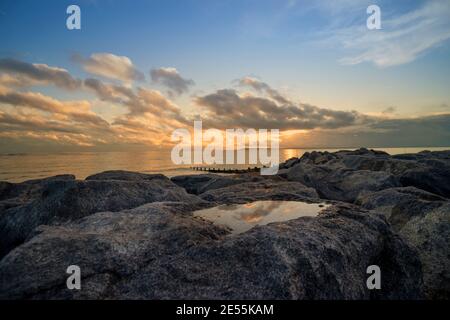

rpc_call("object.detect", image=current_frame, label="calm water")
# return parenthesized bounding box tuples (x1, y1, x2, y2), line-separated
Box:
(193, 201, 329, 235)
(0, 147, 449, 182)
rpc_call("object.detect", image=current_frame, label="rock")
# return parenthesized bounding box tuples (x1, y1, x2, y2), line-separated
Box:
(0, 172, 205, 258)
(280, 149, 450, 199)
(337, 155, 415, 174)
(0, 203, 423, 299)
(356, 187, 446, 220)
(334, 148, 390, 157)
(170, 174, 217, 194)
(393, 150, 450, 161)
(341, 153, 450, 198)
(0, 175, 76, 212)
(171, 174, 248, 195)
(279, 157, 301, 169)
(21, 174, 76, 183)
(400, 203, 450, 299)
(356, 187, 450, 299)
(85, 170, 166, 181)
(0, 202, 227, 299)
(285, 163, 400, 202)
(300, 151, 340, 165)
(1, 147, 447, 300)
(396, 162, 450, 198)
(278, 149, 450, 298)
(172, 173, 285, 195)
(200, 179, 319, 204)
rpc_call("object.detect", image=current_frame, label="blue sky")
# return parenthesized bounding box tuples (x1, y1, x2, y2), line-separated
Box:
(0, 0, 450, 151)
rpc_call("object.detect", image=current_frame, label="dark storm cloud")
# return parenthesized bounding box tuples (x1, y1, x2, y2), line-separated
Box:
(0, 58, 81, 90)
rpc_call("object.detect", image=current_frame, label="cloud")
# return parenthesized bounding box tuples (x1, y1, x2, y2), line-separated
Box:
(74, 53, 144, 82)
(381, 106, 396, 115)
(0, 58, 188, 150)
(331, 0, 450, 67)
(1, 56, 449, 151)
(0, 58, 81, 89)
(84, 77, 186, 121)
(83, 76, 190, 145)
(0, 108, 113, 150)
(84, 78, 135, 103)
(194, 79, 450, 148)
(238, 76, 290, 104)
(194, 87, 371, 130)
(0, 112, 80, 134)
(0, 88, 109, 127)
(309, 114, 450, 148)
(150, 67, 194, 96)
(128, 87, 180, 115)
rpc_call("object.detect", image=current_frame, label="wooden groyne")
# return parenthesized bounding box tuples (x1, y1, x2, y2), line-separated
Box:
(190, 166, 266, 174)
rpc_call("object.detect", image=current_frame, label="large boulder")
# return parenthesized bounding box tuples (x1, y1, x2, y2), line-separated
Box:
(396, 162, 450, 199)
(170, 174, 218, 194)
(0, 203, 423, 299)
(356, 187, 445, 221)
(285, 162, 400, 202)
(85, 170, 167, 181)
(0, 202, 227, 299)
(343, 154, 450, 198)
(357, 187, 450, 299)
(0, 175, 76, 212)
(171, 174, 252, 195)
(200, 179, 319, 204)
(281, 149, 450, 199)
(0, 172, 204, 258)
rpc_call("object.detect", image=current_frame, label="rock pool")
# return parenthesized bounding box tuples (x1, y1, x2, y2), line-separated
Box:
(193, 200, 329, 235)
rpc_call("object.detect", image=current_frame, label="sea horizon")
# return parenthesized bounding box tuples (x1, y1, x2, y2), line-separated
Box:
(1, 146, 449, 183)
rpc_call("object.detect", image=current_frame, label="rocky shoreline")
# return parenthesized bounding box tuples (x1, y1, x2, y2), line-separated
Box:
(0, 148, 448, 299)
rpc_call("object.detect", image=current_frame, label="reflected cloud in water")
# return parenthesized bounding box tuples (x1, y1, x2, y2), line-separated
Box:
(194, 201, 329, 235)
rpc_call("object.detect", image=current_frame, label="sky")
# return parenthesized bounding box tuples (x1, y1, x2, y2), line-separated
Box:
(0, 0, 450, 153)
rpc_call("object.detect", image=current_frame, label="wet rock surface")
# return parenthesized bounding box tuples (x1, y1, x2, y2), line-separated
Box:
(0, 148, 448, 300)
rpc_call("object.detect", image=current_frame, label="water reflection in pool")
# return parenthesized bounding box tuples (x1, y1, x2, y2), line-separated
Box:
(193, 201, 329, 235)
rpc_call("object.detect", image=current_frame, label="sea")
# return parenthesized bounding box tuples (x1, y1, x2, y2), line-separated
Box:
(0, 147, 449, 183)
